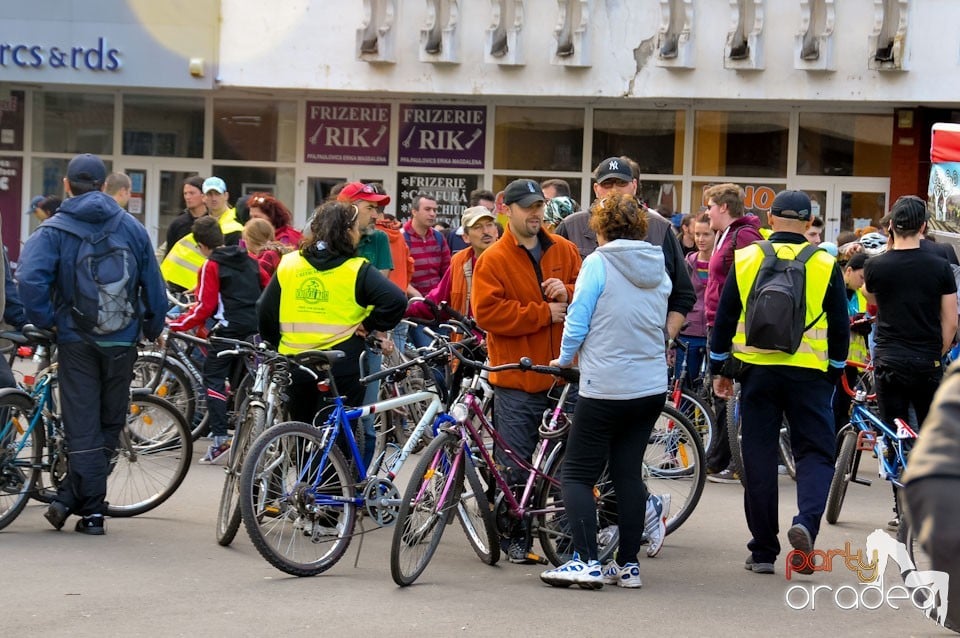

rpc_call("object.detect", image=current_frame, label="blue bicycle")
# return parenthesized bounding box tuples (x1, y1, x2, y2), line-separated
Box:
(824, 378, 917, 525)
(237, 341, 457, 576)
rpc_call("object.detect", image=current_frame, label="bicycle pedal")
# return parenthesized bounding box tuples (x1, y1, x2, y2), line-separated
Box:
(527, 552, 549, 565)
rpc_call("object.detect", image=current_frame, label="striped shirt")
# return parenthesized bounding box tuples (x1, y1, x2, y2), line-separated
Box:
(402, 221, 451, 294)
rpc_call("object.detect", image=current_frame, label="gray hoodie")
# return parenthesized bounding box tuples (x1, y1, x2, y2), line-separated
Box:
(567, 238, 672, 400)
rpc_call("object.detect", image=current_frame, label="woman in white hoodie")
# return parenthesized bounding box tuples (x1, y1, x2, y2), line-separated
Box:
(541, 193, 672, 590)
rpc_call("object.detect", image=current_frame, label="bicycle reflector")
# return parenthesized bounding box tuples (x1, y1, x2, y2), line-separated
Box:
(316, 379, 331, 392)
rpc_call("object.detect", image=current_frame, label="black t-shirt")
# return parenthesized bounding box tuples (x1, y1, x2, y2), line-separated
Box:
(864, 248, 957, 362)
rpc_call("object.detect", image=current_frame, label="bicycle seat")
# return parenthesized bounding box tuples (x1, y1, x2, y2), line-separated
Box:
(0, 330, 29, 346)
(292, 350, 345, 370)
(22, 324, 56, 345)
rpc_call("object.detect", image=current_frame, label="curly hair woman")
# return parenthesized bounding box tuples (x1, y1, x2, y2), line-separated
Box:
(248, 192, 303, 248)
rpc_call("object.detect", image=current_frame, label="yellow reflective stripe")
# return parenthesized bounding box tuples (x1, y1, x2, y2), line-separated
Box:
(734, 321, 827, 343)
(280, 321, 362, 337)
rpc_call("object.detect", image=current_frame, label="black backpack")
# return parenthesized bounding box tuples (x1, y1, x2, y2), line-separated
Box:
(45, 214, 138, 335)
(744, 241, 824, 354)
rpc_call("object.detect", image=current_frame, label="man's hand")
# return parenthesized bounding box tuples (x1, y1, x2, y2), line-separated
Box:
(713, 375, 734, 399)
(548, 302, 568, 324)
(542, 278, 568, 303)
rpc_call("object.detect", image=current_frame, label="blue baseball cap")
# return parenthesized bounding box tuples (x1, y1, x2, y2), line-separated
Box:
(202, 177, 227, 194)
(24, 195, 44, 215)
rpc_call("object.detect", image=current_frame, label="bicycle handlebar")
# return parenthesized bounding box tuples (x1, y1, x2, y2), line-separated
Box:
(447, 346, 579, 383)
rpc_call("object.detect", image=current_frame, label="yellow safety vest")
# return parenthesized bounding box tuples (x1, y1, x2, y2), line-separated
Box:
(731, 242, 835, 371)
(160, 210, 244, 291)
(161, 234, 206, 291)
(218, 207, 243, 237)
(848, 289, 870, 365)
(275, 253, 372, 354)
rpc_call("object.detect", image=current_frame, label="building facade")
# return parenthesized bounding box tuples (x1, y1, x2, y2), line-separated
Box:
(1, 0, 956, 258)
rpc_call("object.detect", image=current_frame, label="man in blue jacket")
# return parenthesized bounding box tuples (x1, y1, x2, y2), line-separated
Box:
(18, 153, 167, 536)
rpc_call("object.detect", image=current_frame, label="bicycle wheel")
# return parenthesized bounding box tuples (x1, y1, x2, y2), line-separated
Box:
(779, 419, 797, 481)
(536, 447, 619, 567)
(391, 431, 462, 586)
(240, 421, 356, 577)
(131, 352, 200, 437)
(644, 405, 706, 535)
(216, 402, 266, 546)
(824, 427, 857, 525)
(674, 391, 717, 458)
(105, 393, 192, 517)
(456, 454, 500, 565)
(726, 389, 745, 485)
(0, 390, 43, 531)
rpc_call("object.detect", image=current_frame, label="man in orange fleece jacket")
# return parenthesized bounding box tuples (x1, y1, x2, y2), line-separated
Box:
(473, 178, 581, 564)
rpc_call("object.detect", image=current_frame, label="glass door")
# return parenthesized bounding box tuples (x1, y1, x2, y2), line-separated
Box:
(299, 168, 396, 221)
(121, 161, 206, 251)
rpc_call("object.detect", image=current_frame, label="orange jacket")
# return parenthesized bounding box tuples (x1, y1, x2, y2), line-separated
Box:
(473, 226, 581, 393)
(376, 218, 414, 292)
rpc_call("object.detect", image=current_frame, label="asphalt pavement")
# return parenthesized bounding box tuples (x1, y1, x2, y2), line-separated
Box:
(0, 443, 953, 638)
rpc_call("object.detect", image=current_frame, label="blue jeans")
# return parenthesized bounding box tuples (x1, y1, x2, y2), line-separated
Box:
(674, 335, 707, 383)
(391, 322, 409, 353)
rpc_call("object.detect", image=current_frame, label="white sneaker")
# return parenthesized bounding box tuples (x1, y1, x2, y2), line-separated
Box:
(540, 552, 604, 590)
(602, 561, 643, 588)
(644, 493, 671, 557)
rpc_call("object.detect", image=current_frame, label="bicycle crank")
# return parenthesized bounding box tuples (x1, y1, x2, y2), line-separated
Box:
(363, 477, 401, 526)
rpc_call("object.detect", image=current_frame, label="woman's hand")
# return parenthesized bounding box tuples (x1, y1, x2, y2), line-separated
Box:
(549, 358, 571, 369)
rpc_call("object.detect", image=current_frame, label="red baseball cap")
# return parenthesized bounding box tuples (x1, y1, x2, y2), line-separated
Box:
(337, 182, 391, 206)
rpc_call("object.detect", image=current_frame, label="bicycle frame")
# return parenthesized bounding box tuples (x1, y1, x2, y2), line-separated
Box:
(845, 401, 916, 488)
(305, 390, 448, 509)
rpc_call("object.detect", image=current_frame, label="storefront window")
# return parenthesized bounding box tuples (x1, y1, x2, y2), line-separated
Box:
(28, 157, 113, 231)
(692, 180, 785, 219)
(32, 92, 114, 155)
(638, 179, 683, 215)
(123, 95, 204, 158)
(212, 165, 297, 224)
(798, 113, 892, 177)
(213, 99, 296, 162)
(694, 111, 788, 178)
(494, 107, 583, 172)
(593, 110, 684, 175)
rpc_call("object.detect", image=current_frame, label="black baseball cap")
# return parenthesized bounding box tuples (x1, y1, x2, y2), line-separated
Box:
(24, 195, 44, 215)
(503, 179, 545, 207)
(770, 190, 812, 221)
(846, 252, 869, 271)
(594, 157, 634, 183)
(889, 195, 927, 232)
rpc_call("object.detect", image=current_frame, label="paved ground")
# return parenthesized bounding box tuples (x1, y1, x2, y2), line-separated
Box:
(0, 443, 953, 638)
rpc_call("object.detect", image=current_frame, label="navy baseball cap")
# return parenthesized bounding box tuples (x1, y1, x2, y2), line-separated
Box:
(594, 157, 634, 183)
(770, 190, 812, 221)
(24, 195, 44, 215)
(66, 153, 107, 186)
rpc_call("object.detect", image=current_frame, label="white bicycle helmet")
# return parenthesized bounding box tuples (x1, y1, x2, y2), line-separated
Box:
(859, 232, 888, 256)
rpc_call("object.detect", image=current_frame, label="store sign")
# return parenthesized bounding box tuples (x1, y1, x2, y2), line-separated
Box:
(397, 172, 479, 226)
(0, 37, 121, 71)
(699, 183, 783, 212)
(0, 157, 23, 261)
(398, 104, 485, 169)
(304, 101, 390, 165)
(0, 90, 25, 151)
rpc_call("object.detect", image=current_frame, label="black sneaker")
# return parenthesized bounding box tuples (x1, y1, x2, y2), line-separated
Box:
(75, 514, 106, 536)
(44, 501, 70, 531)
(787, 523, 814, 575)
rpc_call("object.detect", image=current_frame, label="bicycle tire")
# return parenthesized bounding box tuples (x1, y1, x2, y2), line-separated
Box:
(674, 390, 717, 459)
(240, 421, 356, 577)
(726, 390, 745, 486)
(0, 390, 43, 531)
(131, 351, 201, 438)
(391, 431, 462, 586)
(105, 393, 192, 517)
(216, 402, 266, 546)
(824, 427, 857, 525)
(535, 446, 619, 567)
(779, 419, 797, 481)
(456, 454, 500, 565)
(644, 404, 706, 535)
